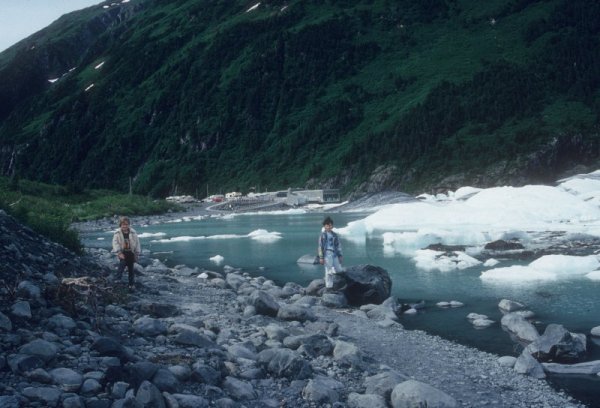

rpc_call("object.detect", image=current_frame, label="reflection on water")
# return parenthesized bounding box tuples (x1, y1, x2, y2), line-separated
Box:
(81, 211, 600, 406)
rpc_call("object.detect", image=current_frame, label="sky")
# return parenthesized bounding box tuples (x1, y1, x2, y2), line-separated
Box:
(0, 0, 102, 52)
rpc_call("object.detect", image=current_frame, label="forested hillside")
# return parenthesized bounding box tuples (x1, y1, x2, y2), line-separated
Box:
(0, 0, 598, 197)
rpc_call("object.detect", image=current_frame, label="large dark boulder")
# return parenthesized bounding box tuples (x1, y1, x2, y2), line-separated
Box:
(341, 265, 392, 306)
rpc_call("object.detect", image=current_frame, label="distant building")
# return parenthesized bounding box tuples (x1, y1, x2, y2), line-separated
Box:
(257, 188, 340, 205)
(323, 189, 341, 203)
(282, 189, 341, 204)
(286, 189, 307, 206)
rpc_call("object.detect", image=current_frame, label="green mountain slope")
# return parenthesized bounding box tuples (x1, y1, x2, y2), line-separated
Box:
(0, 0, 599, 197)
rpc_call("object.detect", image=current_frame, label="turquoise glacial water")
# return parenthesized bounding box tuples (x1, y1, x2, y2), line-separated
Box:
(81, 211, 600, 406)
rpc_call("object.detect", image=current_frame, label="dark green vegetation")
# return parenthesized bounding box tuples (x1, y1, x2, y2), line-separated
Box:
(0, 0, 599, 196)
(0, 176, 175, 253)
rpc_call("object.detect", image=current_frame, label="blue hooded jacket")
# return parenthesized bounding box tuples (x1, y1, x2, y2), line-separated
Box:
(318, 230, 342, 259)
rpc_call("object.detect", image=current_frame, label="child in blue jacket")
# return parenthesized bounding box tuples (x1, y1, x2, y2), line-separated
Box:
(318, 216, 343, 290)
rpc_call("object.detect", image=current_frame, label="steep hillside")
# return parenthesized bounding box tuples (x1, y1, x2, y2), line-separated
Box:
(0, 0, 599, 197)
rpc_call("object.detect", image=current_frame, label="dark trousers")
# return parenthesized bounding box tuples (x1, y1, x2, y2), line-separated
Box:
(117, 252, 135, 285)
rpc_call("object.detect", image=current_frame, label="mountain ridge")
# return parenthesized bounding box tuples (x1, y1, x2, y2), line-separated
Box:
(0, 0, 598, 197)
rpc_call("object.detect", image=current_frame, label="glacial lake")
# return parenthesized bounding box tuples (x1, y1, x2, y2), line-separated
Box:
(81, 211, 600, 406)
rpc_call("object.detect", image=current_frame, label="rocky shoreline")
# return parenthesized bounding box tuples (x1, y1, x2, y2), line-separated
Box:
(0, 209, 589, 407)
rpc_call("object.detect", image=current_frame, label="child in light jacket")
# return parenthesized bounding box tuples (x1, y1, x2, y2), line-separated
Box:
(112, 216, 141, 291)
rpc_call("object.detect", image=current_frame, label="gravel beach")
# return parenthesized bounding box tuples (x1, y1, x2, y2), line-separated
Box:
(135, 265, 584, 407)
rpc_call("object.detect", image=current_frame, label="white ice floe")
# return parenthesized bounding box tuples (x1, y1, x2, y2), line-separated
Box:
(472, 318, 495, 328)
(417, 186, 482, 202)
(558, 172, 600, 206)
(483, 258, 500, 267)
(247, 229, 282, 242)
(151, 229, 281, 243)
(467, 313, 489, 321)
(466, 312, 494, 328)
(480, 254, 600, 282)
(209, 234, 246, 239)
(382, 228, 493, 255)
(337, 175, 600, 279)
(413, 249, 481, 272)
(340, 184, 600, 240)
(137, 232, 166, 238)
(210, 255, 224, 265)
(586, 271, 600, 281)
(152, 235, 205, 243)
(437, 301, 464, 308)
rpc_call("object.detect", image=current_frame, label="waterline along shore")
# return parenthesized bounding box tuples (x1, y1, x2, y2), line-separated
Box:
(73, 194, 600, 407)
(0, 204, 585, 406)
